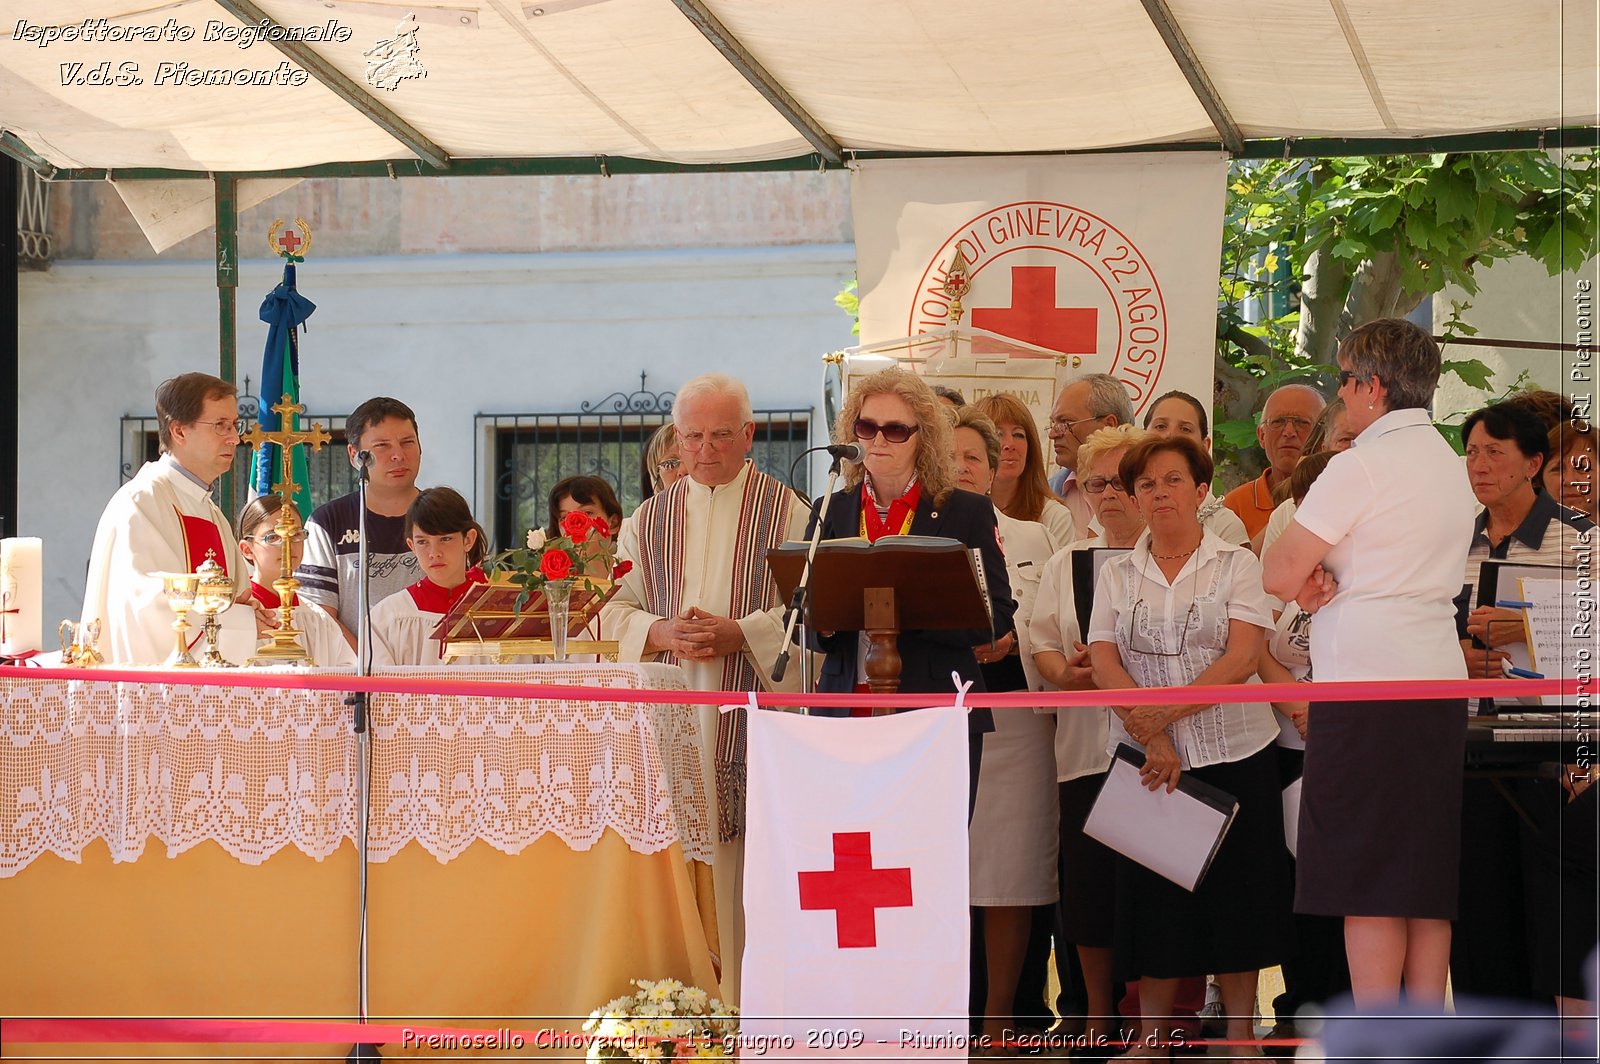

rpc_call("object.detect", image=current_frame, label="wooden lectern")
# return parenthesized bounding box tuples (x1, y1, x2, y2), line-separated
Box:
(768, 536, 994, 710)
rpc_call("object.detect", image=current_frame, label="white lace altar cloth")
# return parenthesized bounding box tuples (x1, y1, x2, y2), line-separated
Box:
(0, 663, 709, 878)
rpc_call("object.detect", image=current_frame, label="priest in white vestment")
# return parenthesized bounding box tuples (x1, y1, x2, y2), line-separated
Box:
(82, 373, 260, 665)
(603, 374, 809, 1003)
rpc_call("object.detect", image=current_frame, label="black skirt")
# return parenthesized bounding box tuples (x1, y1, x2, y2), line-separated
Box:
(1059, 772, 1118, 948)
(1296, 697, 1467, 919)
(1112, 743, 1293, 980)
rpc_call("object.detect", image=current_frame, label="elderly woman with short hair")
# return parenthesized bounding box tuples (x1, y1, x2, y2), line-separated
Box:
(1263, 318, 1477, 1006)
(1087, 433, 1288, 1053)
(951, 403, 1060, 1049)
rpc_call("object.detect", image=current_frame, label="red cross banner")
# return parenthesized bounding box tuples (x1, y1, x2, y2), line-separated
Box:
(853, 153, 1229, 419)
(741, 706, 969, 1057)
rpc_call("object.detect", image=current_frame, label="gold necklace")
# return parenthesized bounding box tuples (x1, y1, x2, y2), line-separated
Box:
(1150, 538, 1201, 561)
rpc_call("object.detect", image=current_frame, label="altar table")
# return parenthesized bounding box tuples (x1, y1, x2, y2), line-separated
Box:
(0, 663, 718, 1060)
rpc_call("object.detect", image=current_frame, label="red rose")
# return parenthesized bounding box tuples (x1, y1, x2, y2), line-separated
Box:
(592, 516, 610, 539)
(540, 548, 574, 581)
(611, 559, 633, 580)
(560, 510, 593, 542)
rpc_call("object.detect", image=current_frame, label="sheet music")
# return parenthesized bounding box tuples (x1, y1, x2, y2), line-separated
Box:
(1518, 577, 1583, 706)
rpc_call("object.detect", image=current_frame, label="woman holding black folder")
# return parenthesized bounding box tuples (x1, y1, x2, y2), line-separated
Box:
(1086, 434, 1289, 1054)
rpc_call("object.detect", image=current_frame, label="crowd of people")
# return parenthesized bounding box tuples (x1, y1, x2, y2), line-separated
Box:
(82, 316, 1596, 1041)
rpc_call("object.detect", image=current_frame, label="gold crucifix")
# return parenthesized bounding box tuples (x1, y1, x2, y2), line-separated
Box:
(241, 395, 332, 665)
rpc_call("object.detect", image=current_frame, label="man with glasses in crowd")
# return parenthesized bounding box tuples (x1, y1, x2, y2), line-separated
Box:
(1047, 373, 1136, 537)
(81, 372, 265, 663)
(604, 371, 810, 1003)
(1221, 384, 1325, 540)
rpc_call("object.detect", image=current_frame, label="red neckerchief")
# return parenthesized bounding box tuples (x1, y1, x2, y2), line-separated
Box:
(860, 476, 921, 543)
(405, 566, 488, 613)
(249, 581, 294, 609)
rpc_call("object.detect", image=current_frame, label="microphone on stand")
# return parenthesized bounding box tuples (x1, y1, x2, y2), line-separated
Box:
(824, 442, 866, 463)
(354, 450, 373, 471)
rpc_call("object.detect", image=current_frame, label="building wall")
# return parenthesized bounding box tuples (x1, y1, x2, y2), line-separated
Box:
(22, 172, 858, 633)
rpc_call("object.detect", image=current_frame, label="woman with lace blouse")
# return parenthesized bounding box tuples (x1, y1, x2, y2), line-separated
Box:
(1086, 434, 1290, 1055)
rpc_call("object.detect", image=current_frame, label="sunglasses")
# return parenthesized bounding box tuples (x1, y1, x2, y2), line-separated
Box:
(853, 418, 920, 444)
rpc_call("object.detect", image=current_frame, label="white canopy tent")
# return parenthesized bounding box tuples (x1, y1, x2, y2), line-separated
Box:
(2, 0, 1595, 175)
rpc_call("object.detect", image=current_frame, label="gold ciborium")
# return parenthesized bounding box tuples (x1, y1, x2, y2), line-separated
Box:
(192, 559, 237, 668)
(159, 572, 202, 667)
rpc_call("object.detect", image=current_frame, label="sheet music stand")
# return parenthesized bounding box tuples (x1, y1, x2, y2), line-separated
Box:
(768, 537, 992, 707)
(431, 574, 621, 661)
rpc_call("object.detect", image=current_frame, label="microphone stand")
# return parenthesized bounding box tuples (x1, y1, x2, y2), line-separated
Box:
(772, 452, 848, 689)
(345, 451, 378, 1064)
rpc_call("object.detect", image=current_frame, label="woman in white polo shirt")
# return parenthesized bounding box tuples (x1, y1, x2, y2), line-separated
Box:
(1263, 318, 1477, 1006)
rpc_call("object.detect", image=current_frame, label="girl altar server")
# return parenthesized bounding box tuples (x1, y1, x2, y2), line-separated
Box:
(237, 494, 356, 667)
(370, 487, 491, 666)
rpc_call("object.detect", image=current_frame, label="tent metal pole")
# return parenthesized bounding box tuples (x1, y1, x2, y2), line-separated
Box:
(214, 173, 238, 509)
(0, 155, 17, 539)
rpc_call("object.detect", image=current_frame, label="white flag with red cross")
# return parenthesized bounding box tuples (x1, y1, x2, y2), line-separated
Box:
(852, 153, 1229, 423)
(741, 706, 969, 1057)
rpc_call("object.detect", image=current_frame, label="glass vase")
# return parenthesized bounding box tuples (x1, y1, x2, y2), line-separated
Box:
(544, 579, 573, 663)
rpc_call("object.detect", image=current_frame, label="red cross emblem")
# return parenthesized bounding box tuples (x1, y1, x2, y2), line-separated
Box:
(798, 831, 913, 948)
(972, 265, 1098, 355)
(278, 229, 303, 254)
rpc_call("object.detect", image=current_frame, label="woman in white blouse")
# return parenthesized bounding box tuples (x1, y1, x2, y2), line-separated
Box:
(952, 404, 1060, 1048)
(1087, 434, 1289, 1053)
(1263, 318, 1476, 1006)
(1141, 389, 1250, 547)
(1030, 423, 1148, 1048)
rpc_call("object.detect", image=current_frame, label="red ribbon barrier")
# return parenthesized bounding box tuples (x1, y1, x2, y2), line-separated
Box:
(0, 663, 1587, 709)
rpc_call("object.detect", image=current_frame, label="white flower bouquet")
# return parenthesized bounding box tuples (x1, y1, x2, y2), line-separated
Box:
(583, 978, 739, 1061)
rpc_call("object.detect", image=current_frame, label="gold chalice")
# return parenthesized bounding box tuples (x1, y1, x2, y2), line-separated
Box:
(192, 559, 237, 668)
(159, 572, 202, 667)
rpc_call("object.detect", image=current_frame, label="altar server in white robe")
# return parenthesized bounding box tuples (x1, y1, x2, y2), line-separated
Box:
(603, 373, 809, 1003)
(369, 487, 490, 667)
(82, 373, 261, 665)
(237, 495, 356, 667)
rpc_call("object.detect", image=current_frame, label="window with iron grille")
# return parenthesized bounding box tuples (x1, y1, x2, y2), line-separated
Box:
(476, 376, 813, 550)
(119, 413, 355, 532)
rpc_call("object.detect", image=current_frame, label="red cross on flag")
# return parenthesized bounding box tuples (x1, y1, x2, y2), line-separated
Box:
(741, 706, 969, 1056)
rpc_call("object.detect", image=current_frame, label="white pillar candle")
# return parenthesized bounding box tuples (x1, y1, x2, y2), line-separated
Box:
(0, 537, 43, 658)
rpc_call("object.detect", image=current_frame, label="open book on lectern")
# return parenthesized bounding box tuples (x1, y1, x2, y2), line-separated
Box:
(767, 535, 996, 638)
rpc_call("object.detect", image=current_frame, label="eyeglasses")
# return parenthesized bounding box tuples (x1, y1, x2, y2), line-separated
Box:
(1082, 475, 1128, 495)
(191, 417, 246, 437)
(677, 425, 749, 451)
(1047, 414, 1100, 438)
(1133, 471, 1194, 495)
(1336, 370, 1364, 388)
(853, 418, 920, 444)
(1125, 566, 1196, 658)
(656, 458, 682, 473)
(244, 528, 308, 547)
(1263, 415, 1314, 434)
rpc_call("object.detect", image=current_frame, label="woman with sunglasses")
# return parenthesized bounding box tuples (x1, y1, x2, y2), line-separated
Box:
(1263, 318, 1476, 1007)
(807, 368, 1016, 818)
(1086, 434, 1288, 1056)
(1030, 423, 1148, 1049)
(236, 494, 356, 666)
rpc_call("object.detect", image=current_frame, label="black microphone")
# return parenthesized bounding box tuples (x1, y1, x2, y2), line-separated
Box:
(354, 450, 373, 468)
(825, 442, 865, 462)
